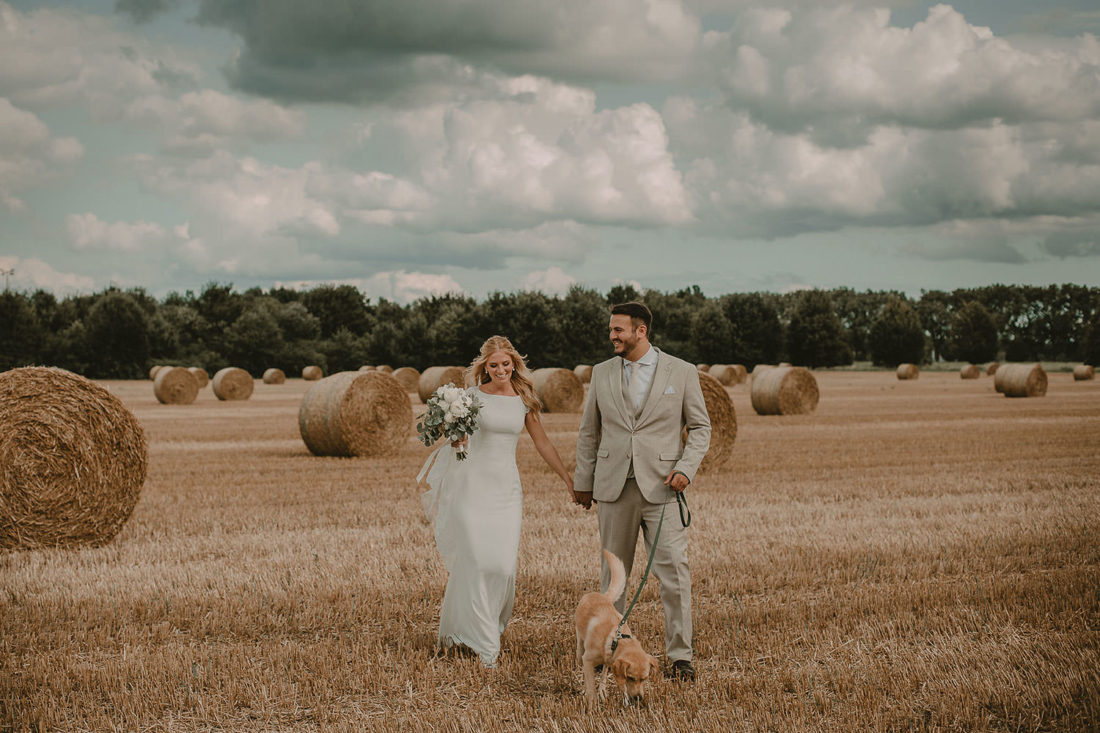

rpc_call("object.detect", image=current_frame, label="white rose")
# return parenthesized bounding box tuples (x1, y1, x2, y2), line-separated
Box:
(451, 403, 469, 419)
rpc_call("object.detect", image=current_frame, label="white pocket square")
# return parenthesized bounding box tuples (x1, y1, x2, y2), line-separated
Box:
(664, 386, 676, 394)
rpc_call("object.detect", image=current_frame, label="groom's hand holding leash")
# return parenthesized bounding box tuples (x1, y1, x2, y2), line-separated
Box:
(664, 470, 690, 492)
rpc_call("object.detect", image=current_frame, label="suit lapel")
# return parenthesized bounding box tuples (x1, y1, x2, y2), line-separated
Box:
(609, 356, 632, 425)
(636, 352, 672, 425)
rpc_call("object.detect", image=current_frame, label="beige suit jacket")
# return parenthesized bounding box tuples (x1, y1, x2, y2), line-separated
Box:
(574, 348, 711, 503)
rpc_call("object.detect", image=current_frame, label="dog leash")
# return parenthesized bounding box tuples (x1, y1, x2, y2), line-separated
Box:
(611, 498, 668, 654)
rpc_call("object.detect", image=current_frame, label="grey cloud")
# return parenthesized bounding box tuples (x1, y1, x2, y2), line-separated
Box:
(115, 0, 183, 24)
(1039, 231, 1100, 258)
(195, 0, 698, 103)
(901, 238, 1029, 263)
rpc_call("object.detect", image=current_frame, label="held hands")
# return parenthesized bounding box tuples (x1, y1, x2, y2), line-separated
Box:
(664, 470, 690, 492)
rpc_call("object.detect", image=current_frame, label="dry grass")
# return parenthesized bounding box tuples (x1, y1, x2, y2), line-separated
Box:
(3, 373, 1099, 731)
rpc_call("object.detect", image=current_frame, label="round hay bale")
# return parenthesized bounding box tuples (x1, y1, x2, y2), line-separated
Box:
(299, 371, 412, 458)
(263, 368, 286, 385)
(960, 364, 981, 380)
(212, 367, 254, 401)
(694, 372, 736, 474)
(896, 363, 919, 380)
(376, 365, 393, 374)
(392, 366, 421, 393)
(418, 366, 466, 403)
(751, 366, 819, 416)
(188, 367, 209, 388)
(302, 365, 323, 381)
(696, 364, 710, 373)
(1073, 364, 1095, 381)
(0, 367, 148, 549)
(778, 362, 792, 367)
(709, 364, 738, 386)
(752, 364, 775, 378)
(149, 365, 165, 380)
(531, 367, 585, 413)
(730, 364, 748, 383)
(574, 364, 593, 384)
(986, 362, 999, 376)
(358, 365, 376, 372)
(153, 366, 199, 405)
(998, 363, 1047, 398)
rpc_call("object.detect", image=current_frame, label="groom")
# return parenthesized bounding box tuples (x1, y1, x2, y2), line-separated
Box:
(574, 301, 711, 681)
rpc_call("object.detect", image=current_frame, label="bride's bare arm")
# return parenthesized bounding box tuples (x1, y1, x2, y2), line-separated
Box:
(524, 412, 574, 489)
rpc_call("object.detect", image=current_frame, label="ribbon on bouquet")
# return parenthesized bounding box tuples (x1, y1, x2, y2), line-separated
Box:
(416, 442, 456, 525)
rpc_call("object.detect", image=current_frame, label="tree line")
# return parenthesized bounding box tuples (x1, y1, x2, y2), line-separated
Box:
(1, 282, 1097, 379)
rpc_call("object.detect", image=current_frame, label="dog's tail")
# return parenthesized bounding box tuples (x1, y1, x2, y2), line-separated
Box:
(601, 549, 627, 606)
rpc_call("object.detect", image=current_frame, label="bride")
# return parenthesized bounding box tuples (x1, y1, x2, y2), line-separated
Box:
(418, 336, 580, 668)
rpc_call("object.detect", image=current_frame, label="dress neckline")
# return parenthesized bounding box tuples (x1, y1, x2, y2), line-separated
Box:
(478, 387, 520, 398)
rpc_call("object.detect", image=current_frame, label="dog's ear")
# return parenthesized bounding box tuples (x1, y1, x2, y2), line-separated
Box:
(648, 656, 660, 679)
(611, 657, 627, 682)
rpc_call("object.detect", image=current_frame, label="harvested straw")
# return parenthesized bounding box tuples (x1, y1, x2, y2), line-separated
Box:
(709, 364, 738, 386)
(532, 368, 585, 413)
(263, 368, 286, 385)
(751, 366, 819, 415)
(302, 365, 323, 381)
(986, 362, 999, 376)
(376, 365, 393, 374)
(997, 363, 1047, 398)
(752, 364, 775, 378)
(418, 366, 466, 403)
(299, 371, 412, 458)
(731, 364, 748, 383)
(0, 367, 147, 549)
(779, 362, 792, 367)
(188, 367, 209, 388)
(574, 364, 593, 384)
(149, 365, 165, 380)
(392, 366, 421, 393)
(153, 366, 199, 405)
(694, 372, 736, 474)
(697, 364, 710, 373)
(212, 367, 254, 401)
(1073, 364, 1095, 381)
(960, 364, 981, 379)
(358, 366, 376, 372)
(896, 364, 919, 380)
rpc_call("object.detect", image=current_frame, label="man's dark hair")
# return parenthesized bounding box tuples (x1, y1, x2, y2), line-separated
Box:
(610, 301, 653, 334)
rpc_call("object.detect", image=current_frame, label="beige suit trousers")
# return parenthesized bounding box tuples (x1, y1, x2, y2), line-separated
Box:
(598, 478, 692, 663)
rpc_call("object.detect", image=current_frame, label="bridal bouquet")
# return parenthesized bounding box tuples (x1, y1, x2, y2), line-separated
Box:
(416, 383, 482, 460)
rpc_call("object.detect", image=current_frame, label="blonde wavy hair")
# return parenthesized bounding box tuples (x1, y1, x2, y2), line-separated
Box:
(467, 335, 541, 415)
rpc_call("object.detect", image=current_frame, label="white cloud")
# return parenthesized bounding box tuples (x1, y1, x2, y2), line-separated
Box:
(703, 4, 1100, 136)
(0, 98, 83, 210)
(65, 212, 182, 252)
(0, 2, 199, 117)
(0, 255, 95, 293)
(124, 89, 305, 155)
(522, 266, 577, 294)
(275, 271, 465, 304)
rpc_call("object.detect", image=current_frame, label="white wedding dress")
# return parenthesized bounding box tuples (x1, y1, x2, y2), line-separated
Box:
(419, 387, 527, 667)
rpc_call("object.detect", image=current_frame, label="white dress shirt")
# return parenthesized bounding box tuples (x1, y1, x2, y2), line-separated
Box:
(623, 344, 658, 412)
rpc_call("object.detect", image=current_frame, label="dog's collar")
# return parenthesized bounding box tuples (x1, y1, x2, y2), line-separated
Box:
(610, 632, 632, 655)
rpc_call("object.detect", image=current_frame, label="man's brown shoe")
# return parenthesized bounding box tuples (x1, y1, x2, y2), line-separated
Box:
(669, 659, 695, 681)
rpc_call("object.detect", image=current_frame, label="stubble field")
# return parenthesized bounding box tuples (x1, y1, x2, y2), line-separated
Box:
(3, 371, 1099, 732)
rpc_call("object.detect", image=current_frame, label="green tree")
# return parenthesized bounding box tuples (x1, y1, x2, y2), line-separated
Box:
(720, 292, 784, 368)
(950, 301, 998, 363)
(83, 291, 151, 378)
(0, 292, 42, 370)
(917, 290, 955, 361)
(301, 284, 373, 337)
(868, 297, 926, 366)
(1082, 311, 1100, 366)
(225, 304, 284, 375)
(787, 290, 853, 367)
(559, 286, 609, 365)
(319, 327, 370, 372)
(689, 299, 734, 364)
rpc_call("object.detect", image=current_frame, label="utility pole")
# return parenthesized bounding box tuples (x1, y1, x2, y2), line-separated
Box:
(0, 268, 13, 292)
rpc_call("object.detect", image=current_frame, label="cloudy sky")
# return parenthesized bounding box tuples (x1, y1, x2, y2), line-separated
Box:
(1, 0, 1098, 303)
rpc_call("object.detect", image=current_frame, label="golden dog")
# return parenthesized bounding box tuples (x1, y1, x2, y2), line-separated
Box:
(574, 549, 660, 704)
